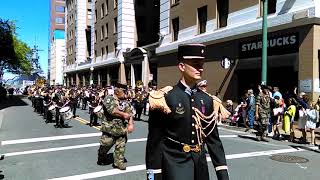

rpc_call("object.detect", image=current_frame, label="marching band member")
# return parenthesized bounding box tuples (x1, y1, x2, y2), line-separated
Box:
(88, 92, 99, 126)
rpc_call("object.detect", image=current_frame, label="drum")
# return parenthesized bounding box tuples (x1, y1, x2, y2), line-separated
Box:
(93, 105, 104, 119)
(48, 105, 56, 114)
(59, 106, 73, 120)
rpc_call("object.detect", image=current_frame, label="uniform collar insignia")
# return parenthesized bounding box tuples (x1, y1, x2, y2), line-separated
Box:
(177, 81, 197, 96)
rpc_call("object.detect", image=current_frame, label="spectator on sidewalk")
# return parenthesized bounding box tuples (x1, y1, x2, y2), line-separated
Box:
(306, 101, 318, 146)
(247, 89, 256, 129)
(0, 83, 7, 103)
(272, 86, 283, 99)
(283, 98, 296, 142)
(197, 80, 208, 92)
(272, 96, 284, 140)
(296, 92, 309, 144)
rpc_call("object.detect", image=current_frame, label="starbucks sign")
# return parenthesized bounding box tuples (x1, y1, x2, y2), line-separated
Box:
(239, 33, 299, 59)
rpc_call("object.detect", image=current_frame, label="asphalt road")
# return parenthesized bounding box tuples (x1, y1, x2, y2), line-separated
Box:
(1, 96, 320, 180)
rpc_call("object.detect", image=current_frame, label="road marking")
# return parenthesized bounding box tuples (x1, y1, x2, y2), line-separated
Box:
(219, 126, 248, 134)
(74, 117, 101, 131)
(3, 143, 100, 157)
(48, 146, 318, 180)
(2, 135, 237, 157)
(0, 133, 236, 146)
(49, 164, 146, 180)
(220, 135, 238, 138)
(2, 138, 147, 157)
(1, 133, 101, 145)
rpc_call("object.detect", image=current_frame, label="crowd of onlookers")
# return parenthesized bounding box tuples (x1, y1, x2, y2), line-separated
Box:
(2, 81, 320, 146)
(225, 85, 320, 146)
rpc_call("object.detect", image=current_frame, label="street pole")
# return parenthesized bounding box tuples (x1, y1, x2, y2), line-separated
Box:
(261, 0, 268, 85)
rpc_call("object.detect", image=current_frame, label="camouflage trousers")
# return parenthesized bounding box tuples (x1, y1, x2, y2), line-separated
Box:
(98, 133, 127, 166)
(256, 117, 269, 137)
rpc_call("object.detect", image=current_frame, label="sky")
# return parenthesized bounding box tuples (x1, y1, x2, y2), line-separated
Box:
(0, 0, 49, 79)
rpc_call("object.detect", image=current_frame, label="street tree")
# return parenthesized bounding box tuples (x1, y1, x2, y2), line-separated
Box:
(0, 18, 36, 82)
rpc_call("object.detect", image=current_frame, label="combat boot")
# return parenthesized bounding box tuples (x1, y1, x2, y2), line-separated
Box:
(113, 163, 126, 170)
(256, 136, 261, 141)
(97, 160, 107, 166)
(261, 135, 269, 142)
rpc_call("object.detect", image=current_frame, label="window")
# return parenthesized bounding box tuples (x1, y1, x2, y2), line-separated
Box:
(114, 42, 117, 53)
(101, 47, 105, 57)
(114, 17, 118, 33)
(105, 0, 109, 14)
(87, 9, 92, 20)
(101, 3, 105, 18)
(56, 5, 65, 13)
(171, 0, 179, 5)
(217, 0, 228, 28)
(88, 0, 92, 2)
(172, 17, 179, 41)
(105, 23, 108, 38)
(94, 30, 97, 43)
(55, 17, 65, 24)
(198, 6, 207, 34)
(114, 0, 118, 9)
(94, 50, 97, 58)
(106, 46, 109, 55)
(268, 0, 277, 15)
(101, 26, 105, 39)
(95, 9, 97, 22)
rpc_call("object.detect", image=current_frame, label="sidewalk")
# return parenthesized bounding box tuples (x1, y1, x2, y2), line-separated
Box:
(219, 121, 320, 145)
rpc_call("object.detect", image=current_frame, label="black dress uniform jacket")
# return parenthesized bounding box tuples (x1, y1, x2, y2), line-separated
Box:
(146, 81, 229, 180)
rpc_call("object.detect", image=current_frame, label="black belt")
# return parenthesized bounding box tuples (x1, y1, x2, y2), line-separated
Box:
(164, 137, 202, 153)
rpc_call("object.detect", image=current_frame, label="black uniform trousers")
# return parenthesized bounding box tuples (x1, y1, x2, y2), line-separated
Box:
(89, 107, 98, 125)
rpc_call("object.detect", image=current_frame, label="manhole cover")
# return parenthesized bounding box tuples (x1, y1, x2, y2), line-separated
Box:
(270, 155, 309, 163)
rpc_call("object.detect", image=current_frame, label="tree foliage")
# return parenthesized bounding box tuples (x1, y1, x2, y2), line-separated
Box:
(0, 18, 33, 75)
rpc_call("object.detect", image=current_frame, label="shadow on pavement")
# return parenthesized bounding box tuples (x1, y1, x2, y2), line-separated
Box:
(237, 134, 258, 141)
(0, 95, 29, 110)
(289, 145, 320, 153)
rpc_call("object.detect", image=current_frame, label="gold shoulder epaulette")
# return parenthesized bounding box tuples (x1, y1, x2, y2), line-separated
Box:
(201, 90, 223, 103)
(200, 90, 230, 119)
(149, 86, 173, 114)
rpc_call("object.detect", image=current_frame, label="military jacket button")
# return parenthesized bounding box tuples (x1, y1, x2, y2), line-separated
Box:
(192, 131, 195, 134)
(191, 140, 194, 143)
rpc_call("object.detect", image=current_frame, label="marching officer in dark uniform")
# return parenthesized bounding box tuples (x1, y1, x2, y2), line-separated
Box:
(146, 44, 229, 180)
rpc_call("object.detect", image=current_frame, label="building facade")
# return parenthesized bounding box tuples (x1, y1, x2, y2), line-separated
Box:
(64, 0, 160, 88)
(156, 0, 320, 101)
(64, 0, 92, 86)
(49, 0, 66, 85)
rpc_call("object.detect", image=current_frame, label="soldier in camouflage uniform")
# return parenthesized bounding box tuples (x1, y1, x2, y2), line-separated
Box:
(255, 85, 271, 142)
(97, 88, 133, 170)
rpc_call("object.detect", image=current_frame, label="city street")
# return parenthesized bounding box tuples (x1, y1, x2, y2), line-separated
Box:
(1, 96, 320, 180)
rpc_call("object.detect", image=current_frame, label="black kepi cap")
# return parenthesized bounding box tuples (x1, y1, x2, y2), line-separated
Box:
(178, 44, 206, 62)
